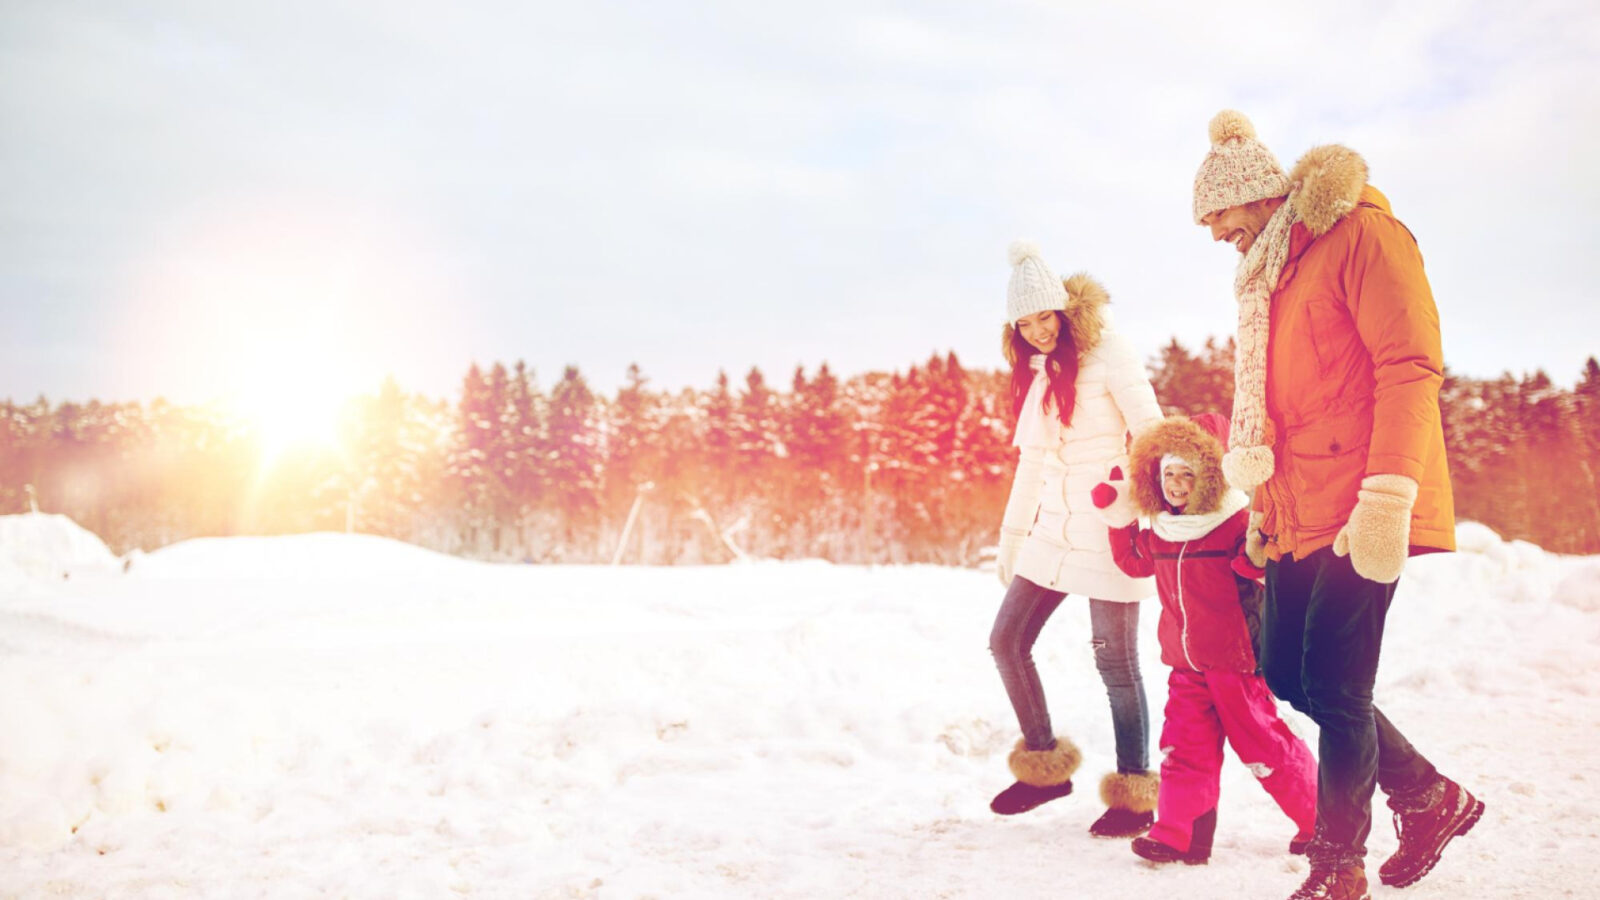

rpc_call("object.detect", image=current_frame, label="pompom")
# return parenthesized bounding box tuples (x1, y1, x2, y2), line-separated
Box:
(1208, 109, 1257, 146)
(1007, 240, 1041, 267)
(1221, 445, 1275, 491)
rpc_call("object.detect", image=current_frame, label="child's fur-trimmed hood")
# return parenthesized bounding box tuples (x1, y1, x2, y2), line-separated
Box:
(1129, 415, 1228, 516)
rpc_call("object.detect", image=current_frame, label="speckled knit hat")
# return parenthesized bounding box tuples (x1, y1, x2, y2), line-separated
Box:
(1005, 240, 1068, 323)
(1192, 110, 1290, 224)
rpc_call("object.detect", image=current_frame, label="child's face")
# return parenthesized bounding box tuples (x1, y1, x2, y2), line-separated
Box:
(1161, 464, 1196, 509)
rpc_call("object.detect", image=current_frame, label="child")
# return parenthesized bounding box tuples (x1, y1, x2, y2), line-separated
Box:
(1092, 412, 1317, 864)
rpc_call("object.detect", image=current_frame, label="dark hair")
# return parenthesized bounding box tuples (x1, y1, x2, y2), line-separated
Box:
(1005, 311, 1079, 427)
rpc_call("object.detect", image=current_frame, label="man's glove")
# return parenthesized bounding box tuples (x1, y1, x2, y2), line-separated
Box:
(997, 531, 1025, 587)
(1332, 474, 1418, 584)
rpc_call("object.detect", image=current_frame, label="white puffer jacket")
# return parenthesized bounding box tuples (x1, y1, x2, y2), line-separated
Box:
(1000, 283, 1162, 602)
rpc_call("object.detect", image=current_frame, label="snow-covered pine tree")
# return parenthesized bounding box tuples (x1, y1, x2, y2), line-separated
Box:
(546, 365, 603, 560)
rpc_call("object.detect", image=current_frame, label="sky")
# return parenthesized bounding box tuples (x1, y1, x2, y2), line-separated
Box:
(3, 0, 1598, 409)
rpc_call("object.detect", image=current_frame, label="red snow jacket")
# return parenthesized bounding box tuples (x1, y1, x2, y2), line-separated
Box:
(1109, 511, 1257, 674)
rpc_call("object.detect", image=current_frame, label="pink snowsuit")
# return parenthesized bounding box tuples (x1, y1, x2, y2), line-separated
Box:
(1105, 414, 1318, 853)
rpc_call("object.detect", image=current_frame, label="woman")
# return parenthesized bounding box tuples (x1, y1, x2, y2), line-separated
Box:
(988, 241, 1163, 838)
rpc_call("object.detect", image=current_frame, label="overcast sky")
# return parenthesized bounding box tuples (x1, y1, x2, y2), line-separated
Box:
(4, 0, 1598, 406)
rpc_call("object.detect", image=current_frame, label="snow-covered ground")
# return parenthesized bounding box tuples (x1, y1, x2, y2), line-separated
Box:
(1, 513, 1596, 899)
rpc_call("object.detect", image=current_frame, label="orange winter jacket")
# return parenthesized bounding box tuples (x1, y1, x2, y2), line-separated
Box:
(1257, 182, 1456, 561)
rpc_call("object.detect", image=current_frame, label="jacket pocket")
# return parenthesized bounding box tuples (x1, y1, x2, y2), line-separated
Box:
(1282, 418, 1369, 531)
(1304, 293, 1356, 378)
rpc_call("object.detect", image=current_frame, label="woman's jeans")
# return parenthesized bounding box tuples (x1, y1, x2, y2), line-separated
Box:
(1262, 547, 1437, 861)
(990, 576, 1150, 773)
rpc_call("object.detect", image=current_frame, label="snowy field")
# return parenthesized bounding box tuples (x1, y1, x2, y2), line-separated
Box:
(2, 513, 1598, 899)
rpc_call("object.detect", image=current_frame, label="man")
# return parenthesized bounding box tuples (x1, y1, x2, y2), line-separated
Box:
(1191, 110, 1482, 900)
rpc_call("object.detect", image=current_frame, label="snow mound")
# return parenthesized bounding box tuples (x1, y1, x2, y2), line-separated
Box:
(1453, 520, 1504, 554)
(0, 513, 122, 583)
(1553, 561, 1600, 612)
(134, 532, 485, 580)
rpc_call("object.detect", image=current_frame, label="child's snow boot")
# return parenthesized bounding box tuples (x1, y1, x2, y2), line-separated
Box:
(989, 736, 1081, 815)
(1088, 771, 1158, 837)
(1131, 808, 1215, 865)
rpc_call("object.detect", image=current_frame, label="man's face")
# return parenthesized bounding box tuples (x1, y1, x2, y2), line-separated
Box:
(1201, 200, 1274, 255)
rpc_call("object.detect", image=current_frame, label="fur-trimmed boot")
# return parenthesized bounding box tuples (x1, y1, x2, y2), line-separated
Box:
(1089, 771, 1159, 837)
(990, 737, 1081, 816)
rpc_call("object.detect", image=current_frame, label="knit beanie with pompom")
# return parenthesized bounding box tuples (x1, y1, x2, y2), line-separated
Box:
(1005, 240, 1068, 323)
(1193, 110, 1290, 224)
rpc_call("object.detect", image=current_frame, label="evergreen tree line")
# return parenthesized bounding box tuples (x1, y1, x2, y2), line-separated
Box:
(4, 344, 1598, 561)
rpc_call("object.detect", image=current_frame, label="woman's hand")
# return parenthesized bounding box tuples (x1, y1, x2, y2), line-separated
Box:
(1090, 460, 1138, 528)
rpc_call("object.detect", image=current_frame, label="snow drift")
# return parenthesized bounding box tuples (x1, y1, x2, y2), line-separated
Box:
(0, 514, 1594, 898)
(0, 512, 121, 587)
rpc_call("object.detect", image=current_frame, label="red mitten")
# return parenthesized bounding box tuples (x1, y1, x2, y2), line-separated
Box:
(1231, 552, 1266, 583)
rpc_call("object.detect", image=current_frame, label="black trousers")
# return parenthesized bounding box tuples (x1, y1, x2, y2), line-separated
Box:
(1261, 547, 1437, 860)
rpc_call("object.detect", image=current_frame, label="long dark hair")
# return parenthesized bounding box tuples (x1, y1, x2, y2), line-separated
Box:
(1004, 310, 1079, 427)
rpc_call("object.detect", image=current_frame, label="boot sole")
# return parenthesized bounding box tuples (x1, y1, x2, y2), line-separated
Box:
(1134, 856, 1209, 866)
(1379, 796, 1485, 888)
(1089, 823, 1153, 838)
(1131, 840, 1208, 866)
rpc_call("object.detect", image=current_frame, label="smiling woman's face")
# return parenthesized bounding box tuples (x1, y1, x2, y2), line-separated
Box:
(1016, 310, 1061, 354)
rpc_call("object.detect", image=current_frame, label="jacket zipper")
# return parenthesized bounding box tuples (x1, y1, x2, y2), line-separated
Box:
(1177, 540, 1198, 670)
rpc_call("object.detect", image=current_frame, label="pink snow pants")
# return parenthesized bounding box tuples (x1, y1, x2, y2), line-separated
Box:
(1147, 667, 1318, 852)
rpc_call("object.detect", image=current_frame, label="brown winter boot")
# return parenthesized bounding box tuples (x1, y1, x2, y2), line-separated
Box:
(1088, 771, 1158, 837)
(990, 737, 1081, 816)
(1286, 861, 1370, 900)
(1377, 774, 1484, 887)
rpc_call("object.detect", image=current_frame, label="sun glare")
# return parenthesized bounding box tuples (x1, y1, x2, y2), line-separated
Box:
(235, 374, 351, 462)
(115, 195, 471, 471)
(204, 291, 372, 465)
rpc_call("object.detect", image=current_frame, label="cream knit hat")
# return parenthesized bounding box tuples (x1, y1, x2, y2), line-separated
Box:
(1192, 110, 1290, 224)
(1006, 241, 1067, 323)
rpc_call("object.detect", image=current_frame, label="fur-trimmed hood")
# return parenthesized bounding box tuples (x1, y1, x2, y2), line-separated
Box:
(1129, 414, 1229, 516)
(1289, 144, 1369, 237)
(1000, 272, 1109, 365)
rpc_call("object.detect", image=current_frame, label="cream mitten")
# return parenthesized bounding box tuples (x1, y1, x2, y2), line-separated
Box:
(997, 447, 1046, 587)
(1332, 474, 1418, 584)
(997, 530, 1025, 587)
